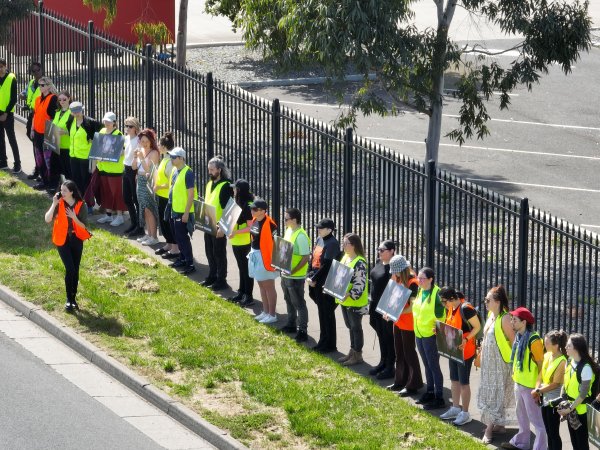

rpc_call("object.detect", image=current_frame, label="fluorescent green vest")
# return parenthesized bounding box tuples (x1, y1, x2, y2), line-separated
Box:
(96, 128, 124, 174)
(541, 354, 566, 385)
(0, 73, 16, 113)
(230, 201, 251, 246)
(512, 333, 541, 388)
(27, 79, 40, 110)
(154, 157, 172, 198)
(494, 311, 513, 363)
(564, 361, 595, 414)
(52, 109, 72, 150)
(335, 254, 368, 307)
(413, 285, 441, 338)
(70, 120, 92, 159)
(282, 226, 311, 279)
(172, 166, 197, 214)
(204, 180, 229, 222)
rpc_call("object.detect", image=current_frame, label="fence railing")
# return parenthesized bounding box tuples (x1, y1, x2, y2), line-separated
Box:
(2, 4, 598, 355)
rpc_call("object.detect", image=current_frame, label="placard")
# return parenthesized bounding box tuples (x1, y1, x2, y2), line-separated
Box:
(271, 236, 294, 274)
(589, 406, 600, 449)
(218, 197, 242, 237)
(323, 259, 354, 301)
(43, 120, 64, 155)
(375, 280, 413, 322)
(436, 321, 464, 364)
(195, 200, 217, 235)
(89, 132, 125, 162)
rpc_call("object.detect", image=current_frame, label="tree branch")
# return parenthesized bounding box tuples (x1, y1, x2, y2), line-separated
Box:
(462, 42, 524, 56)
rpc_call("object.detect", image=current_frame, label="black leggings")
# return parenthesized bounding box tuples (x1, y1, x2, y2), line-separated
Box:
(56, 235, 84, 304)
(157, 195, 175, 244)
(122, 166, 139, 227)
(541, 405, 562, 450)
(567, 412, 589, 450)
(309, 286, 338, 349)
(232, 243, 253, 295)
(70, 157, 90, 200)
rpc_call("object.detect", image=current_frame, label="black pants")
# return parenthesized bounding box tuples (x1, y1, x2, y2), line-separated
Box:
(204, 233, 227, 282)
(541, 405, 562, 450)
(370, 312, 395, 368)
(70, 157, 90, 199)
(56, 234, 84, 303)
(393, 326, 423, 390)
(309, 285, 338, 350)
(58, 148, 71, 180)
(171, 216, 194, 266)
(567, 412, 589, 450)
(157, 196, 175, 244)
(0, 113, 20, 167)
(122, 166, 139, 227)
(232, 244, 253, 295)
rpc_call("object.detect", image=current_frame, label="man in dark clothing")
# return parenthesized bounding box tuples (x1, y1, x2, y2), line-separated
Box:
(307, 218, 341, 353)
(0, 58, 21, 173)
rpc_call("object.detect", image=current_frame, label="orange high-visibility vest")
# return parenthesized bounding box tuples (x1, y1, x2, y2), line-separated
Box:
(394, 275, 418, 331)
(33, 93, 55, 134)
(252, 215, 277, 271)
(52, 200, 92, 246)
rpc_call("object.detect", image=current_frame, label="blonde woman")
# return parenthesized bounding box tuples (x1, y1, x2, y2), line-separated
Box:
(31, 76, 58, 191)
(122, 116, 142, 236)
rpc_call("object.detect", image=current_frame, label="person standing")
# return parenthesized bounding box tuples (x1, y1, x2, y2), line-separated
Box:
(31, 77, 58, 191)
(307, 218, 340, 353)
(132, 128, 160, 245)
(0, 58, 21, 174)
(500, 307, 546, 450)
(201, 156, 232, 291)
(279, 208, 311, 342)
(44, 180, 91, 312)
(167, 147, 197, 275)
(20, 62, 42, 179)
(121, 117, 143, 236)
(52, 91, 74, 180)
(153, 132, 178, 257)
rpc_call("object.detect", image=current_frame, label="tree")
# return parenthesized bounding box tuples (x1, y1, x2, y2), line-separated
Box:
(0, 0, 35, 45)
(206, 0, 592, 162)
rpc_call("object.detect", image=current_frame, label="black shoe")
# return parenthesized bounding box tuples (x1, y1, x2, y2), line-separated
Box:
(178, 265, 196, 275)
(368, 361, 386, 376)
(280, 325, 296, 333)
(399, 387, 419, 397)
(27, 169, 39, 180)
(33, 182, 47, 190)
(294, 330, 308, 342)
(0, 163, 8, 170)
(162, 252, 180, 260)
(155, 248, 168, 255)
(13, 165, 22, 174)
(423, 397, 445, 410)
(64, 301, 73, 312)
(123, 224, 137, 234)
(127, 227, 145, 238)
(314, 346, 337, 354)
(210, 280, 228, 291)
(376, 368, 395, 380)
(239, 295, 255, 307)
(228, 292, 244, 302)
(386, 384, 404, 392)
(169, 260, 186, 268)
(200, 277, 216, 287)
(416, 392, 435, 405)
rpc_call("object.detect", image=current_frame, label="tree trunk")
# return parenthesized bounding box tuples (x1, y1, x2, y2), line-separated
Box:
(176, 0, 188, 68)
(174, 0, 188, 130)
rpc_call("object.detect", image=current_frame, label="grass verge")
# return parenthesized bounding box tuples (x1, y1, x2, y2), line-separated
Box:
(0, 171, 486, 449)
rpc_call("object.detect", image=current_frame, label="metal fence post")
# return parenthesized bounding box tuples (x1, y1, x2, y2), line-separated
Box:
(206, 72, 214, 160)
(87, 21, 95, 118)
(271, 99, 281, 226)
(517, 197, 529, 307)
(425, 159, 437, 268)
(37, 1, 45, 71)
(144, 44, 154, 129)
(343, 128, 353, 233)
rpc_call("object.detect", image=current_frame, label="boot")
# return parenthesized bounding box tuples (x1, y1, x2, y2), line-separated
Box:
(343, 350, 364, 366)
(338, 349, 354, 363)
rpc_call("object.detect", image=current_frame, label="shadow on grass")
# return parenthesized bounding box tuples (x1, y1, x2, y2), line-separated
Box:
(73, 309, 124, 337)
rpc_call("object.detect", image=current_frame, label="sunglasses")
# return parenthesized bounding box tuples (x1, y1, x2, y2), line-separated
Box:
(124, 125, 135, 128)
(58, 98, 69, 102)
(38, 83, 47, 87)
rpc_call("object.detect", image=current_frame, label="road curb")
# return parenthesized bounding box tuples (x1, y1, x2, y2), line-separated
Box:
(0, 284, 248, 450)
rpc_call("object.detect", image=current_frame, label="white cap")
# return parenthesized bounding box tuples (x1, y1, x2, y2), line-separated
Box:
(168, 147, 186, 159)
(102, 112, 117, 123)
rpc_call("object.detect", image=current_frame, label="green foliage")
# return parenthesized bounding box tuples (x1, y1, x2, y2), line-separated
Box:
(82, 0, 117, 28)
(131, 21, 173, 49)
(0, 0, 34, 45)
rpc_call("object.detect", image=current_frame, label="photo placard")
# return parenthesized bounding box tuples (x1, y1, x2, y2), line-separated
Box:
(323, 259, 354, 301)
(43, 120, 64, 155)
(589, 406, 600, 449)
(89, 132, 125, 162)
(436, 321, 464, 364)
(195, 200, 217, 236)
(375, 280, 413, 322)
(271, 236, 294, 274)
(218, 197, 242, 237)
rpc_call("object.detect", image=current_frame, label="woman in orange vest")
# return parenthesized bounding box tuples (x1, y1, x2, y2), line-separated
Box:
(44, 180, 91, 312)
(31, 77, 59, 191)
(248, 198, 278, 324)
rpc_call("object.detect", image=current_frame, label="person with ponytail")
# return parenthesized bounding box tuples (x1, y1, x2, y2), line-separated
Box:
(153, 132, 178, 257)
(31, 76, 59, 191)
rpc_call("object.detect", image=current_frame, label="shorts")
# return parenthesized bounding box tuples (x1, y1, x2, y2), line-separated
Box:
(449, 355, 474, 385)
(248, 248, 279, 281)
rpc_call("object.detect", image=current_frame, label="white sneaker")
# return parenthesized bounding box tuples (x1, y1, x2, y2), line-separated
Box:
(440, 406, 461, 420)
(254, 312, 267, 321)
(97, 214, 112, 224)
(137, 235, 150, 243)
(142, 237, 160, 246)
(453, 411, 472, 426)
(260, 314, 278, 324)
(109, 215, 124, 226)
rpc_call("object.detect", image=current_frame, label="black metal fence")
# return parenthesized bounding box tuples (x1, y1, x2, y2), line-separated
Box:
(2, 5, 598, 354)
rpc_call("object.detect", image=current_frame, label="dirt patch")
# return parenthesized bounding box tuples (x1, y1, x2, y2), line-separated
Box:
(126, 256, 158, 268)
(125, 278, 160, 293)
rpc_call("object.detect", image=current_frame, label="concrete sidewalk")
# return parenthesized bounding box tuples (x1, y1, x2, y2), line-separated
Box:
(4, 121, 575, 449)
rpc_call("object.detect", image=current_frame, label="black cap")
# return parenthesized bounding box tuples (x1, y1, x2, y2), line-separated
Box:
(315, 218, 335, 230)
(378, 240, 395, 251)
(233, 178, 249, 189)
(249, 198, 268, 210)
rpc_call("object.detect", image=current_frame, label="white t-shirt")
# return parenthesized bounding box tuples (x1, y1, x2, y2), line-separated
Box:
(570, 360, 593, 381)
(124, 135, 139, 167)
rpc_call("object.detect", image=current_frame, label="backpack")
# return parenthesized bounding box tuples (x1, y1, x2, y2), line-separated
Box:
(575, 361, 600, 404)
(458, 302, 484, 340)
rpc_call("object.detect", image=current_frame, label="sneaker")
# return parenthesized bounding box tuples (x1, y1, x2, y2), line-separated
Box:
(255, 312, 267, 321)
(109, 215, 124, 226)
(137, 235, 150, 243)
(0, 163, 8, 170)
(416, 392, 435, 405)
(12, 165, 22, 174)
(260, 314, 278, 324)
(453, 411, 472, 426)
(142, 237, 160, 245)
(97, 214, 112, 224)
(440, 406, 461, 420)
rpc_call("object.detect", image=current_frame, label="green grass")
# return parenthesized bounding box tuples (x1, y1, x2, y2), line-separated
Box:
(0, 172, 486, 449)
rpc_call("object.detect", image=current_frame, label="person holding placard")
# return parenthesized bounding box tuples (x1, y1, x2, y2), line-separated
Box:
(31, 77, 58, 191)
(95, 112, 126, 227)
(280, 208, 311, 342)
(132, 128, 160, 245)
(0, 57, 21, 174)
(122, 117, 143, 237)
(52, 91, 74, 180)
(228, 179, 254, 306)
(153, 132, 178, 257)
(336, 233, 368, 367)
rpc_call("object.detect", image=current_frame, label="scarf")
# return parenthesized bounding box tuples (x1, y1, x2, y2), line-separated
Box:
(510, 330, 531, 372)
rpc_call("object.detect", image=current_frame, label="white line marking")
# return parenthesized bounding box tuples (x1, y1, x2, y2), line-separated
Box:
(581, 224, 600, 228)
(363, 137, 600, 161)
(465, 178, 600, 193)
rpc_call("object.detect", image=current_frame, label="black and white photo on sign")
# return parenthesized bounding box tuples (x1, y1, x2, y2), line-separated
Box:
(588, 406, 600, 448)
(43, 120, 63, 155)
(271, 236, 294, 274)
(375, 280, 413, 322)
(218, 197, 242, 237)
(195, 200, 217, 236)
(89, 132, 125, 162)
(435, 321, 464, 364)
(322, 259, 354, 300)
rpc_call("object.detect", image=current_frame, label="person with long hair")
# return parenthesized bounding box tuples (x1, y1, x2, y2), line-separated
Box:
(557, 333, 600, 450)
(21, 62, 42, 179)
(153, 132, 177, 257)
(44, 180, 91, 312)
(534, 330, 567, 450)
(132, 128, 160, 245)
(51, 90, 74, 180)
(477, 285, 516, 444)
(227, 179, 255, 306)
(31, 76, 58, 191)
(336, 233, 368, 366)
(121, 116, 142, 236)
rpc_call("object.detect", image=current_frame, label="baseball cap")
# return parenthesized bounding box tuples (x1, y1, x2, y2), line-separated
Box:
(510, 307, 535, 324)
(69, 101, 83, 113)
(315, 218, 335, 230)
(102, 112, 116, 123)
(249, 198, 268, 210)
(168, 147, 186, 159)
(389, 255, 410, 273)
(233, 179, 249, 190)
(378, 240, 395, 251)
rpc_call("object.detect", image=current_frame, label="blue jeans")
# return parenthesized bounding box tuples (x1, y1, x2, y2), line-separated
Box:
(416, 335, 443, 397)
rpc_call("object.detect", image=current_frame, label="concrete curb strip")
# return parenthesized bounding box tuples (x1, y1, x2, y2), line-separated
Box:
(0, 284, 248, 450)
